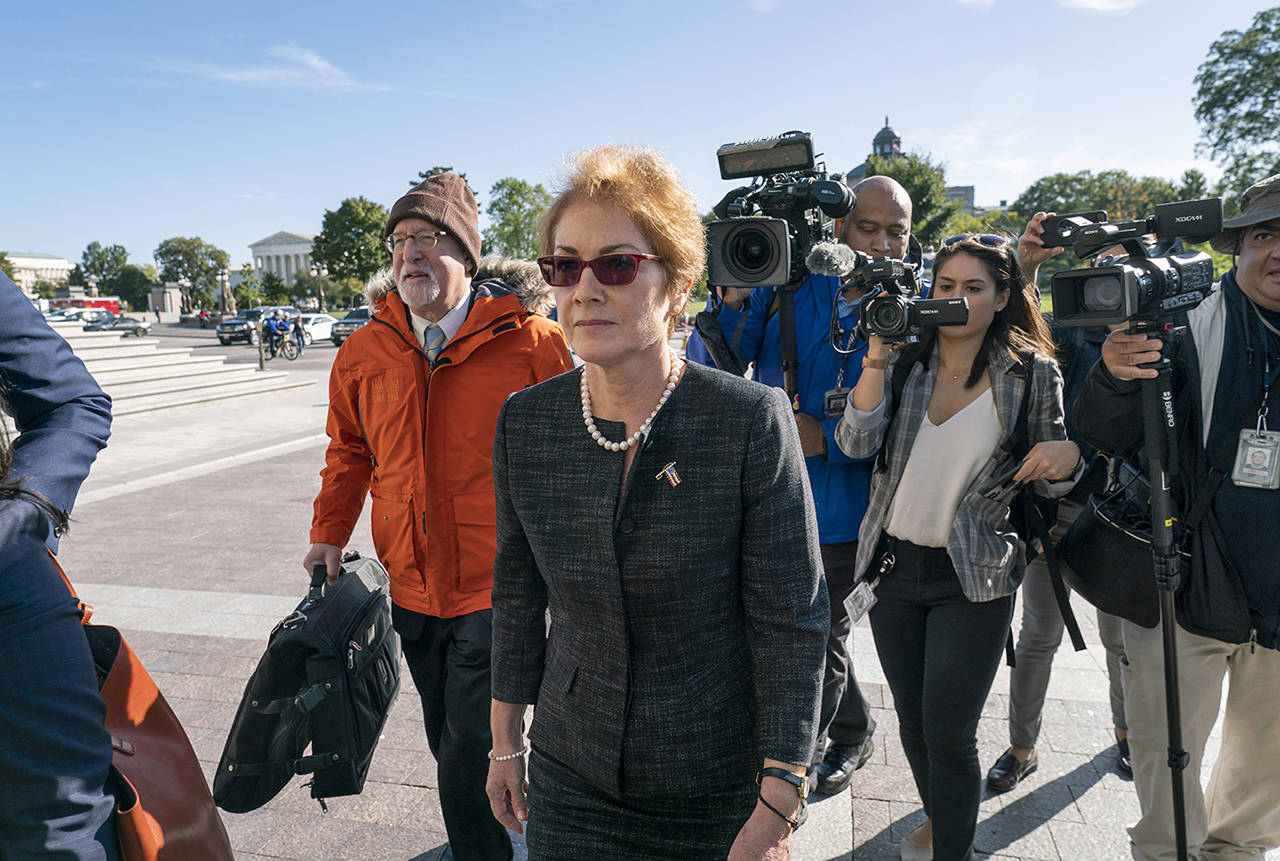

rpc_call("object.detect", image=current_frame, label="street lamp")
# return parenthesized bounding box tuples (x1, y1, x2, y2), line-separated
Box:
(309, 261, 327, 312)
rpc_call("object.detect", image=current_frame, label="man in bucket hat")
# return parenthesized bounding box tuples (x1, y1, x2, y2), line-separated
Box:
(304, 172, 573, 860)
(1074, 174, 1280, 860)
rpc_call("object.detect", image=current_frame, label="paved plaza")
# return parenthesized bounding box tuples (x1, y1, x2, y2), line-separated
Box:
(53, 326, 1241, 860)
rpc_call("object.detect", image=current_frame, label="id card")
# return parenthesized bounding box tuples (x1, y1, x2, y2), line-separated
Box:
(1232, 429, 1280, 489)
(824, 386, 853, 419)
(843, 580, 879, 625)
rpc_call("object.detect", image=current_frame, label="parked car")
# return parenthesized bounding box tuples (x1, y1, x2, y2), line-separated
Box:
(216, 305, 300, 346)
(297, 313, 338, 345)
(83, 315, 152, 337)
(330, 308, 371, 346)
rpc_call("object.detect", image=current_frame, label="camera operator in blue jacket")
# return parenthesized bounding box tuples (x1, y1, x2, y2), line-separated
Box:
(696, 176, 913, 794)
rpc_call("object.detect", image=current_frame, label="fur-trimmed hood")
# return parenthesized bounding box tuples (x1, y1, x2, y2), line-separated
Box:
(363, 255, 554, 315)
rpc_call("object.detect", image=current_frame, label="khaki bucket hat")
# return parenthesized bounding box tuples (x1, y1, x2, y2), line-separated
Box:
(1211, 172, 1280, 253)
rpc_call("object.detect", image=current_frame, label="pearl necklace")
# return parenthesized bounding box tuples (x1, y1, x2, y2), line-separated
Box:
(581, 360, 683, 452)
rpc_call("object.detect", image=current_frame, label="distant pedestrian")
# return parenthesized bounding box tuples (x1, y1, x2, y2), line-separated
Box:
(291, 314, 305, 355)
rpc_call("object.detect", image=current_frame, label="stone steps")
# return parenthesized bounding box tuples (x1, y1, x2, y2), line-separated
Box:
(51, 323, 313, 414)
(111, 376, 315, 417)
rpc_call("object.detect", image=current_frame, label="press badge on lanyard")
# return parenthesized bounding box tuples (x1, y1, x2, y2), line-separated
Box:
(1233, 321, 1280, 490)
(1232, 411, 1280, 489)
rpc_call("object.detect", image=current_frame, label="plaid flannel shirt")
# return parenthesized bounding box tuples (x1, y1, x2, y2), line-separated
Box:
(835, 345, 1080, 601)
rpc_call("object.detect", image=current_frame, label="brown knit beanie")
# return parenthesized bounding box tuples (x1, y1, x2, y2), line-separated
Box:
(385, 173, 482, 269)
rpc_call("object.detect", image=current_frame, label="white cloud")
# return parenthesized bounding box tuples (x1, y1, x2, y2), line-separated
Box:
(160, 44, 388, 92)
(1059, 0, 1148, 13)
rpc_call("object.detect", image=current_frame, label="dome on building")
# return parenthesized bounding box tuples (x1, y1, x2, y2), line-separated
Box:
(846, 116, 903, 179)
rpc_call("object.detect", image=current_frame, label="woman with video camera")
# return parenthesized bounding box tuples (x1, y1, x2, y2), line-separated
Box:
(485, 144, 828, 860)
(835, 235, 1082, 861)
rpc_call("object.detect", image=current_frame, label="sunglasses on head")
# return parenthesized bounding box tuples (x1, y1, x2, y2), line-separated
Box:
(537, 253, 662, 287)
(941, 233, 1009, 248)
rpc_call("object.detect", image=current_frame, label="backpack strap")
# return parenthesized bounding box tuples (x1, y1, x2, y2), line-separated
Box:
(1010, 351, 1086, 652)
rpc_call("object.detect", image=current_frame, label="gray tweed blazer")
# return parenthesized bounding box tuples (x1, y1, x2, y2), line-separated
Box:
(490, 362, 829, 801)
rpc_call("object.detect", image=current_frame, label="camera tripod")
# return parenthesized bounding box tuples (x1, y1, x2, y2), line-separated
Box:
(1135, 322, 1191, 861)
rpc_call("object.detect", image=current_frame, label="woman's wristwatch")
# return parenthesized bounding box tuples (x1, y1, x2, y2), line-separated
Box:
(756, 767, 807, 830)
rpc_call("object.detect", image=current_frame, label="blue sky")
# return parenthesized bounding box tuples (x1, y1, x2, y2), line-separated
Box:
(2, 0, 1271, 270)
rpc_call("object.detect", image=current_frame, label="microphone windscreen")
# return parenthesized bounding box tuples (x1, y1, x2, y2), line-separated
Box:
(806, 241, 859, 278)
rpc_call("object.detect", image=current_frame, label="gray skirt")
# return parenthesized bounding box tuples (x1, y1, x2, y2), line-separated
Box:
(526, 748, 757, 860)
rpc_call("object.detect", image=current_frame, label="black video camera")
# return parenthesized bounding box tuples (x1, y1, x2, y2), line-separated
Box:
(805, 242, 969, 347)
(707, 131, 855, 288)
(1048, 199, 1222, 326)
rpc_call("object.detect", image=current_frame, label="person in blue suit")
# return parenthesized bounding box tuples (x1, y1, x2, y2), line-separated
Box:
(0, 272, 118, 859)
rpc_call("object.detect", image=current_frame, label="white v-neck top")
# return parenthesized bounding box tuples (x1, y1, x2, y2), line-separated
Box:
(885, 387, 1001, 548)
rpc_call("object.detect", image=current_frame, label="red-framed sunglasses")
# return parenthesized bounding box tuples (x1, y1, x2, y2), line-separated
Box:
(537, 253, 662, 287)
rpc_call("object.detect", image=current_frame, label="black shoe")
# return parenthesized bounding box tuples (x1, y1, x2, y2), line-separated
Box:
(1117, 738, 1133, 778)
(986, 748, 1038, 792)
(814, 738, 875, 795)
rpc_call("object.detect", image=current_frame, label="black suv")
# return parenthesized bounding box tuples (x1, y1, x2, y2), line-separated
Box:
(330, 307, 371, 347)
(216, 306, 299, 346)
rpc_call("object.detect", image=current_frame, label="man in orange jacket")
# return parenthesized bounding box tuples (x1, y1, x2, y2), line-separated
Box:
(304, 172, 573, 861)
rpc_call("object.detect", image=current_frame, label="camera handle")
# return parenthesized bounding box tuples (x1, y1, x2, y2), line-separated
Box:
(1135, 325, 1190, 861)
(777, 281, 801, 405)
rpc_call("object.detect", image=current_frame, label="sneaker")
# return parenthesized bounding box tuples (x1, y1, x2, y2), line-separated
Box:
(814, 737, 875, 795)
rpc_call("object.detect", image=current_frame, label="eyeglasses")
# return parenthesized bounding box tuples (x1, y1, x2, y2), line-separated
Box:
(941, 233, 1009, 248)
(536, 253, 662, 287)
(385, 230, 450, 255)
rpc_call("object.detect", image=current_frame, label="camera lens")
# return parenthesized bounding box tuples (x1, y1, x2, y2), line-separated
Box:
(867, 296, 907, 337)
(726, 225, 779, 280)
(1082, 275, 1124, 313)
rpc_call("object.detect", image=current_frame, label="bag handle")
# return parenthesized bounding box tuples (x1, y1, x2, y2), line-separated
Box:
(45, 549, 93, 624)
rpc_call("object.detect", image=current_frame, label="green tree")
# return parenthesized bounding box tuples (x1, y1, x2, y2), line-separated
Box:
(312, 197, 389, 283)
(1194, 8, 1280, 205)
(234, 282, 265, 310)
(259, 271, 290, 305)
(0, 251, 14, 281)
(863, 151, 961, 249)
(1013, 169, 1180, 222)
(1178, 169, 1211, 200)
(294, 270, 336, 311)
(111, 265, 155, 312)
(32, 279, 59, 299)
(153, 236, 229, 311)
(482, 177, 551, 260)
(411, 165, 474, 197)
(80, 242, 129, 283)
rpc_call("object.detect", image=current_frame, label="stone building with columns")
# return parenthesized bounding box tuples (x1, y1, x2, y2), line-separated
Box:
(249, 231, 317, 284)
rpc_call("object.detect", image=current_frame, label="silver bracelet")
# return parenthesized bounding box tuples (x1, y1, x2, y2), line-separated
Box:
(488, 746, 528, 762)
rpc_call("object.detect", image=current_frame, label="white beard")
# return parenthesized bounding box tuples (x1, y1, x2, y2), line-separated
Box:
(398, 269, 440, 308)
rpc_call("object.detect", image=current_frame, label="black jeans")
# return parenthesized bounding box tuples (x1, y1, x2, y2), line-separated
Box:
(869, 538, 1014, 861)
(394, 606, 512, 861)
(813, 540, 876, 766)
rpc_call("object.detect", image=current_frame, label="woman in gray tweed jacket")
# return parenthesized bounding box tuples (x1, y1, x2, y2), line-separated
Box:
(484, 145, 829, 860)
(835, 235, 1082, 861)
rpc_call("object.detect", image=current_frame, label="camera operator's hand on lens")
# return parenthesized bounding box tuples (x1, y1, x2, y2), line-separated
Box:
(717, 286, 755, 311)
(303, 542, 342, 585)
(1013, 440, 1080, 483)
(793, 413, 827, 458)
(1101, 329, 1163, 381)
(1016, 212, 1064, 282)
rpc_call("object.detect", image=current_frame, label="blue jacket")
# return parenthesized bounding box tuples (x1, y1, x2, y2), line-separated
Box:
(701, 273, 871, 544)
(0, 274, 112, 550)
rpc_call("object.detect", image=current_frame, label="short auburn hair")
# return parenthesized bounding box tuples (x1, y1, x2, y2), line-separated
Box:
(538, 145, 705, 303)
